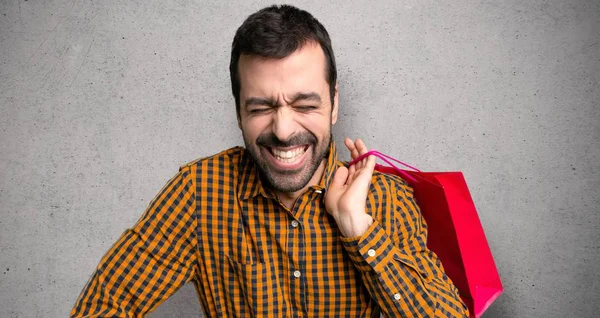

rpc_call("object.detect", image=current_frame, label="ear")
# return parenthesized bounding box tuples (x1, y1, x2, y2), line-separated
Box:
(331, 82, 339, 125)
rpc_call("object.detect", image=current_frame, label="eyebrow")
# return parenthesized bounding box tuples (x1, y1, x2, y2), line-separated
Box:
(290, 92, 322, 104)
(244, 92, 322, 108)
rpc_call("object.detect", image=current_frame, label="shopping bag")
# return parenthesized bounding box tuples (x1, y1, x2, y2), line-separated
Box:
(349, 150, 503, 317)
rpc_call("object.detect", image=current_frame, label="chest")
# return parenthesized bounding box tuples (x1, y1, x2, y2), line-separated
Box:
(193, 189, 374, 317)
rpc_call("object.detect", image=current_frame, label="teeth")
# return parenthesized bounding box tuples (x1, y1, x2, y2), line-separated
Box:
(271, 146, 306, 163)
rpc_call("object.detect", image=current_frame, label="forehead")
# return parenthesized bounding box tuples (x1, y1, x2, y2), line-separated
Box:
(238, 43, 328, 98)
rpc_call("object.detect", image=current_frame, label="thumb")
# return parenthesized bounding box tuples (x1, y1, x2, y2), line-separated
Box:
(330, 166, 349, 190)
(325, 166, 348, 212)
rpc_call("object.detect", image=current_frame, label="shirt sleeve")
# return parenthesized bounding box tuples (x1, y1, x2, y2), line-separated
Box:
(70, 165, 198, 317)
(339, 180, 469, 318)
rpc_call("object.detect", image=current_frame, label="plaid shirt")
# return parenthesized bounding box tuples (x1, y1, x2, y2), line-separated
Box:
(71, 141, 469, 317)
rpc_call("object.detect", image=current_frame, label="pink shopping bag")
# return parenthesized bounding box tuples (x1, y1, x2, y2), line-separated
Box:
(349, 151, 503, 317)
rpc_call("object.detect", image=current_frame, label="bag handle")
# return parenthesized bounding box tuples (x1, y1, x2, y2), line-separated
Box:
(348, 150, 421, 183)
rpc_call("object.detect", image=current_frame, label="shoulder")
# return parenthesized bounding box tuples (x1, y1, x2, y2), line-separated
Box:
(180, 147, 245, 169)
(368, 169, 423, 240)
(369, 169, 420, 223)
(370, 169, 415, 198)
(176, 147, 247, 179)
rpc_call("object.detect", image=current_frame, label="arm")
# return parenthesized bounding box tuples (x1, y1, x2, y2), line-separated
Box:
(339, 181, 469, 317)
(70, 165, 198, 317)
(326, 138, 468, 317)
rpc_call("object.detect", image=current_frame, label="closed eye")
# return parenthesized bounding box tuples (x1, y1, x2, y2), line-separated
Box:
(249, 108, 271, 114)
(295, 105, 318, 111)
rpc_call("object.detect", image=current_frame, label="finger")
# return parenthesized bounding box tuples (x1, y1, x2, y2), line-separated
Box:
(351, 138, 362, 170)
(352, 155, 374, 185)
(366, 152, 376, 174)
(356, 153, 374, 175)
(355, 138, 368, 156)
(354, 154, 376, 189)
(347, 160, 356, 178)
(328, 166, 349, 196)
(331, 166, 349, 188)
(345, 137, 360, 160)
(355, 138, 368, 169)
(344, 137, 353, 150)
(325, 166, 349, 213)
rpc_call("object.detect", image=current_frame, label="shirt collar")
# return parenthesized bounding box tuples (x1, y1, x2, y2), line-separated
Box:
(238, 139, 340, 200)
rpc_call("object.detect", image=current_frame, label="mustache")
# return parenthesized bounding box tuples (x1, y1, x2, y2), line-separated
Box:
(256, 132, 317, 148)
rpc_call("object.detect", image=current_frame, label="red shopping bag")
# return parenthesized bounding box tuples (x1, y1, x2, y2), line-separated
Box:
(349, 151, 503, 317)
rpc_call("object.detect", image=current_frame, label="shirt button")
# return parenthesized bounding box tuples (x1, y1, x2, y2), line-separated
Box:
(291, 220, 299, 228)
(293, 270, 301, 278)
(394, 293, 401, 300)
(367, 249, 376, 257)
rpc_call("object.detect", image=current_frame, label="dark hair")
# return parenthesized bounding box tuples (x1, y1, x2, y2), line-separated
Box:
(229, 4, 337, 119)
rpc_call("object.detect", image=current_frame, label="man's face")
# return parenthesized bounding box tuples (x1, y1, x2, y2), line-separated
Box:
(237, 42, 338, 193)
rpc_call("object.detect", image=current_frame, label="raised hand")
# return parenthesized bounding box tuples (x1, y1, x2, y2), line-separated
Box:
(325, 138, 376, 238)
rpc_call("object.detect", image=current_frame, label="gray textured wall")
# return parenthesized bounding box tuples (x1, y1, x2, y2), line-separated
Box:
(1, 0, 598, 317)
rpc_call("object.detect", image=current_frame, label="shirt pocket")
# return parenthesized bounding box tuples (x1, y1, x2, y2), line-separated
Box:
(226, 255, 288, 317)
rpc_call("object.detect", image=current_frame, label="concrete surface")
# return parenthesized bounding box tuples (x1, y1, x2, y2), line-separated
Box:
(1, 0, 599, 317)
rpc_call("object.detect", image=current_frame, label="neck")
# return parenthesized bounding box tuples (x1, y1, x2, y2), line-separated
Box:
(275, 159, 326, 209)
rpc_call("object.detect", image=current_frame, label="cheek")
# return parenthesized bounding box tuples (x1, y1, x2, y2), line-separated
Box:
(297, 113, 331, 137)
(242, 116, 270, 138)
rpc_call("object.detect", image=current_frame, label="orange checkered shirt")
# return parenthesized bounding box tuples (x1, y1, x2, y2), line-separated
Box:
(71, 141, 469, 317)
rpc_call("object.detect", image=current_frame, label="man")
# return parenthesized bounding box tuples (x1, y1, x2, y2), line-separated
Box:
(71, 4, 468, 317)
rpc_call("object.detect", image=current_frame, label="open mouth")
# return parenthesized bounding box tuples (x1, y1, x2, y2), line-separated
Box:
(268, 145, 309, 163)
(262, 144, 310, 169)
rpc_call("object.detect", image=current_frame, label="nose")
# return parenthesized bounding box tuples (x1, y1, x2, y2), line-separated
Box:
(271, 107, 297, 142)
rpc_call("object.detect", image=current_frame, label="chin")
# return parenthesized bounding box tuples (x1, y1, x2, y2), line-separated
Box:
(267, 171, 313, 193)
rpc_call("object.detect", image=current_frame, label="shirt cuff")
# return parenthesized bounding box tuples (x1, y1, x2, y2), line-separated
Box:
(339, 219, 398, 273)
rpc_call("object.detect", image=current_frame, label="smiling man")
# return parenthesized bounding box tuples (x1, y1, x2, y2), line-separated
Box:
(71, 5, 468, 317)
(237, 43, 339, 210)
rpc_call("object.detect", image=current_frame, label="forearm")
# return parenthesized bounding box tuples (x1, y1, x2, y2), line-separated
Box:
(71, 165, 198, 317)
(70, 229, 196, 317)
(341, 220, 469, 317)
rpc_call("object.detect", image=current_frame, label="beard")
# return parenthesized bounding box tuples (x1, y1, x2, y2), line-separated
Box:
(243, 130, 331, 193)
